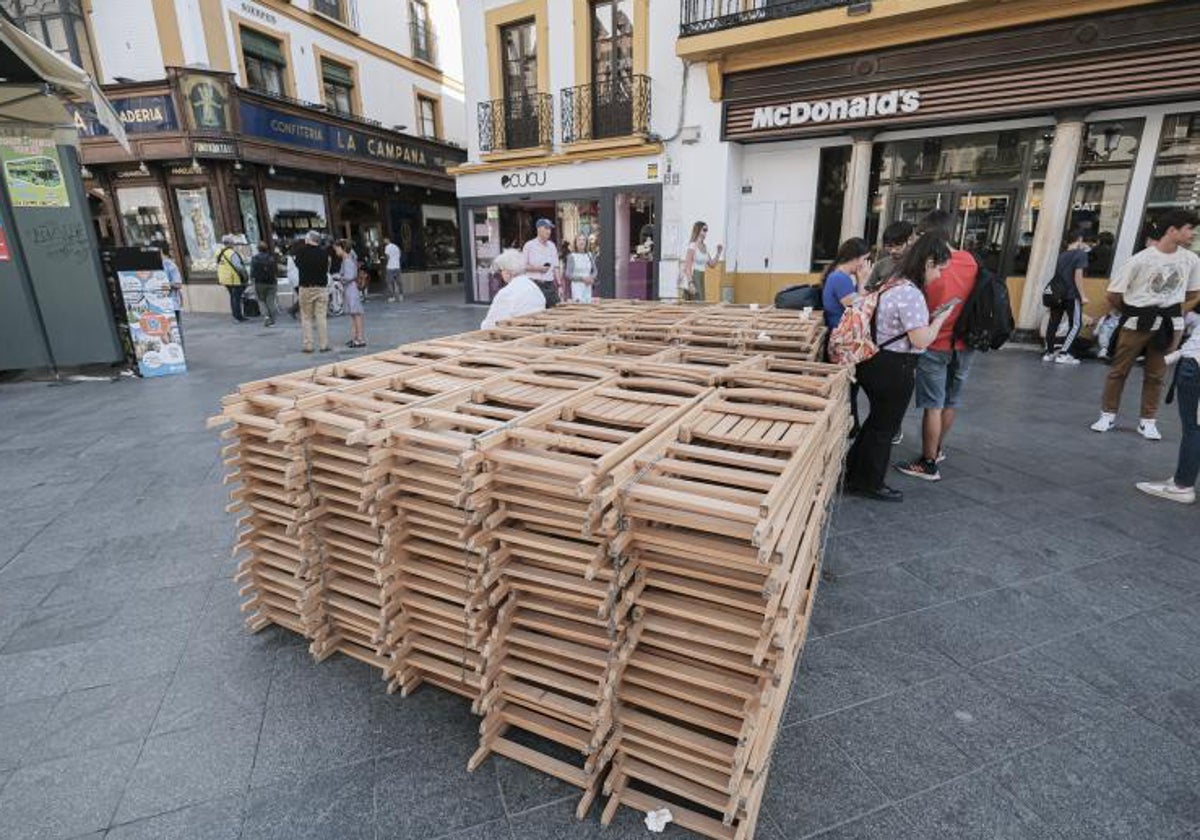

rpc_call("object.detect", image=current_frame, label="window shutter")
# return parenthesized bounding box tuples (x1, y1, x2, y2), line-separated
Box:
(321, 60, 354, 87)
(241, 29, 285, 64)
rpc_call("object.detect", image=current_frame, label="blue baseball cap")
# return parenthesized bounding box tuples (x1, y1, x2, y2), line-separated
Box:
(535, 218, 555, 229)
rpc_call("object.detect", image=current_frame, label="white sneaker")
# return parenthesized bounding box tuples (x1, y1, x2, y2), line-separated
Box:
(1091, 412, 1116, 432)
(386, 296, 396, 303)
(1055, 354, 1080, 365)
(1136, 479, 1195, 504)
(1137, 419, 1162, 441)
(891, 430, 903, 445)
(1042, 352, 1056, 362)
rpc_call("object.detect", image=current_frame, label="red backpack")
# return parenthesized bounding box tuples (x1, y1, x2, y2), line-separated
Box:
(828, 278, 909, 368)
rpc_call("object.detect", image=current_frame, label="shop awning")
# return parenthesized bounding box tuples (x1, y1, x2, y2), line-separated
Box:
(242, 29, 286, 65)
(0, 14, 129, 152)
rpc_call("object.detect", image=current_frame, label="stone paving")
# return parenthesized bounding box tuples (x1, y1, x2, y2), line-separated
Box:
(1, 289, 1199, 840)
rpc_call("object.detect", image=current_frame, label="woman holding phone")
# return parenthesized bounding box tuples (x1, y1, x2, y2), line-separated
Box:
(844, 234, 957, 502)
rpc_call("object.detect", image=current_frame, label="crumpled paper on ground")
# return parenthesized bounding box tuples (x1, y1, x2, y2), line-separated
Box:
(644, 807, 674, 832)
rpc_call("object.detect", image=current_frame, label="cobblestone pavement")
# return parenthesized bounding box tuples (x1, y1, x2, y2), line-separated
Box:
(1, 291, 1198, 840)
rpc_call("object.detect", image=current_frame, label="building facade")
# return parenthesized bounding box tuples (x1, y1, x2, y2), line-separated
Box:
(457, 0, 1200, 328)
(6, 0, 469, 312)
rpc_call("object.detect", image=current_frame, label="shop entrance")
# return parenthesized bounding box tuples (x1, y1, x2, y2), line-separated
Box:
(890, 186, 1017, 276)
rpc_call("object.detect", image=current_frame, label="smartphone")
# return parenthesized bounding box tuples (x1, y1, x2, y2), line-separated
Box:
(932, 297, 961, 318)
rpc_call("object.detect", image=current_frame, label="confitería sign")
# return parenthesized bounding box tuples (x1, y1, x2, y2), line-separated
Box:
(749, 89, 920, 130)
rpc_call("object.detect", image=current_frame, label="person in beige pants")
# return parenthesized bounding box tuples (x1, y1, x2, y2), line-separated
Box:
(293, 231, 332, 353)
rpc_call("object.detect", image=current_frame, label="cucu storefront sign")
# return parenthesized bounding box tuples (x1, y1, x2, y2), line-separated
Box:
(238, 102, 462, 173)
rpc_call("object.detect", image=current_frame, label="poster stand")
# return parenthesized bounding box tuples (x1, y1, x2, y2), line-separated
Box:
(109, 246, 188, 378)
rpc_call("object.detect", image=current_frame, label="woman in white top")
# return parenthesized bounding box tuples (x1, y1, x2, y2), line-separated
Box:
(565, 235, 598, 303)
(481, 248, 546, 329)
(679, 220, 723, 302)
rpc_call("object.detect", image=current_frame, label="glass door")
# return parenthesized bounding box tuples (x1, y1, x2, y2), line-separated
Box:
(952, 190, 1015, 276)
(500, 19, 538, 149)
(891, 191, 949, 227)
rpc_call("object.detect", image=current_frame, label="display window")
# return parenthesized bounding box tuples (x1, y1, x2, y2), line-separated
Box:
(615, 192, 656, 300)
(117, 185, 172, 248)
(174, 187, 219, 273)
(1142, 111, 1200, 258)
(266, 189, 328, 244)
(1068, 120, 1143, 278)
(422, 204, 461, 269)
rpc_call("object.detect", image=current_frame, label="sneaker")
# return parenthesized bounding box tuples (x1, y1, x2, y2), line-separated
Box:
(935, 450, 946, 464)
(895, 458, 941, 481)
(264, 319, 275, 327)
(1042, 352, 1057, 361)
(1136, 479, 1195, 504)
(386, 296, 396, 303)
(319, 346, 332, 353)
(891, 429, 904, 445)
(1091, 412, 1116, 432)
(1055, 353, 1080, 365)
(1137, 419, 1162, 441)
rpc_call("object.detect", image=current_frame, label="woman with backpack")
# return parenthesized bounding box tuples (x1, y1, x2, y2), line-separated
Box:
(844, 235, 958, 502)
(1042, 229, 1089, 364)
(566, 235, 598, 302)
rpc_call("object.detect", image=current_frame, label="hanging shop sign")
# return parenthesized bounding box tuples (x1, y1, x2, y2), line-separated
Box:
(748, 89, 920, 131)
(238, 102, 464, 173)
(69, 95, 178, 137)
(0, 132, 70, 208)
(192, 139, 238, 157)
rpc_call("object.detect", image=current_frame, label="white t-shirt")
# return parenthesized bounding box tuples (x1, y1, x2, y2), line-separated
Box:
(480, 275, 546, 329)
(565, 252, 595, 281)
(522, 238, 559, 281)
(1108, 246, 1200, 330)
(384, 242, 401, 270)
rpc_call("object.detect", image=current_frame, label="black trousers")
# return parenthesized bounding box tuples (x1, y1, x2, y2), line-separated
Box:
(1046, 298, 1082, 355)
(846, 350, 918, 491)
(226, 284, 246, 321)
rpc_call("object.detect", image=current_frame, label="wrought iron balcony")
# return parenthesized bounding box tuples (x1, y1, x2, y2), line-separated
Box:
(561, 74, 651, 144)
(410, 18, 437, 64)
(478, 93, 553, 153)
(679, 0, 856, 36)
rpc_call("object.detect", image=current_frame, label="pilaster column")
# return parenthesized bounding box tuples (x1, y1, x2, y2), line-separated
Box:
(840, 132, 875, 242)
(1017, 115, 1085, 330)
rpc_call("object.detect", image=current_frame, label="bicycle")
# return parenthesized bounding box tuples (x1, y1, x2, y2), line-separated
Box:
(326, 275, 345, 316)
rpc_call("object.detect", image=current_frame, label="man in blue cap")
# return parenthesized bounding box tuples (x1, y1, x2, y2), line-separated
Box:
(523, 217, 560, 300)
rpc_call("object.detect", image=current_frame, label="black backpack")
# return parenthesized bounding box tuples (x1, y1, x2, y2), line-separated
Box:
(1042, 267, 1070, 309)
(774, 284, 822, 310)
(953, 255, 1014, 351)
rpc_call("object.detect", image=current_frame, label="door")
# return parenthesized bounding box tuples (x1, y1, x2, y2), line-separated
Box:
(591, 0, 634, 139)
(500, 19, 538, 148)
(952, 190, 1016, 276)
(891, 190, 949, 227)
(735, 203, 775, 302)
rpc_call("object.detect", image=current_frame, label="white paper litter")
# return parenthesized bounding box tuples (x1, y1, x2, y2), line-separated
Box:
(757, 331, 771, 341)
(644, 807, 674, 832)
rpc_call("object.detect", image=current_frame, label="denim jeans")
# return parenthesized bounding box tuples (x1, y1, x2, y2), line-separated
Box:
(1174, 358, 1200, 488)
(225, 284, 245, 321)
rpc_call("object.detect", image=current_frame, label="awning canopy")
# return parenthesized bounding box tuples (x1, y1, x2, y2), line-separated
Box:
(0, 14, 128, 151)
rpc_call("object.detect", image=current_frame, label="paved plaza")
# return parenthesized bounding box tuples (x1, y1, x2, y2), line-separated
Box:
(1, 290, 1199, 840)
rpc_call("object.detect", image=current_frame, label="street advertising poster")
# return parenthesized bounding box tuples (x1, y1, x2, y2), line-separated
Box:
(0, 217, 9, 261)
(119, 269, 187, 377)
(0, 132, 70, 208)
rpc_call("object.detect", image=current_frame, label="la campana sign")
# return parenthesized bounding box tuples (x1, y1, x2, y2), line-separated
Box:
(749, 88, 921, 130)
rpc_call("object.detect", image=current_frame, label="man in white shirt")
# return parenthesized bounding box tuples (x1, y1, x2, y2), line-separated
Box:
(522, 218, 560, 298)
(383, 237, 403, 302)
(481, 248, 546, 329)
(1093, 209, 1200, 440)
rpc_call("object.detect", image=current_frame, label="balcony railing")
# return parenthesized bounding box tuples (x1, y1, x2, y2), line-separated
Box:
(561, 74, 651, 144)
(478, 93, 553, 153)
(312, 0, 360, 31)
(679, 0, 855, 36)
(410, 19, 437, 64)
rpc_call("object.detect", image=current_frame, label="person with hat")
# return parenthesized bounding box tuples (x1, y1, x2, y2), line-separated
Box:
(523, 218, 561, 302)
(215, 234, 249, 323)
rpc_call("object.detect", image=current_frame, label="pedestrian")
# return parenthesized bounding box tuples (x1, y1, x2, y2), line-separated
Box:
(1137, 314, 1200, 503)
(1092, 208, 1200, 440)
(481, 248, 546, 329)
(566, 234, 598, 303)
(335, 239, 366, 348)
(159, 242, 185, 348)
(250, 240, 278, 326)
(522, 218, 561, 304)
(820, 238, 871, 330)
(679, 221, 723, 302)
(294, 230, 331, 353)
(894, 210, 978, 482)
(215, 234, 248, 323)
(866, 220, 915, 291)
(1042, 229, 1089, 364)
(383, 236, 403, 302)
(846, 234, 957, 502)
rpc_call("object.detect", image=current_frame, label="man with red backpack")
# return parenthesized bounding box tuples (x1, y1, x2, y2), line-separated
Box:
(896, 210, 978, 482)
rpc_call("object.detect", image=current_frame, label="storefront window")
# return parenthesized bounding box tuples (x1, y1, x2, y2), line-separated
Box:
(470, 205, 502, 303)
(265, 189, 327, 244)
(175, 187, 219, 272)
(1065, 119, 1143, 278)
(117, 186, 171, 247)
(1142, 111, 1200, 257)
(238, 189, 263, 247)
(615, 192, 656, 299)
(812, 145, 849, 272)
(423, 205, 461, 269)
